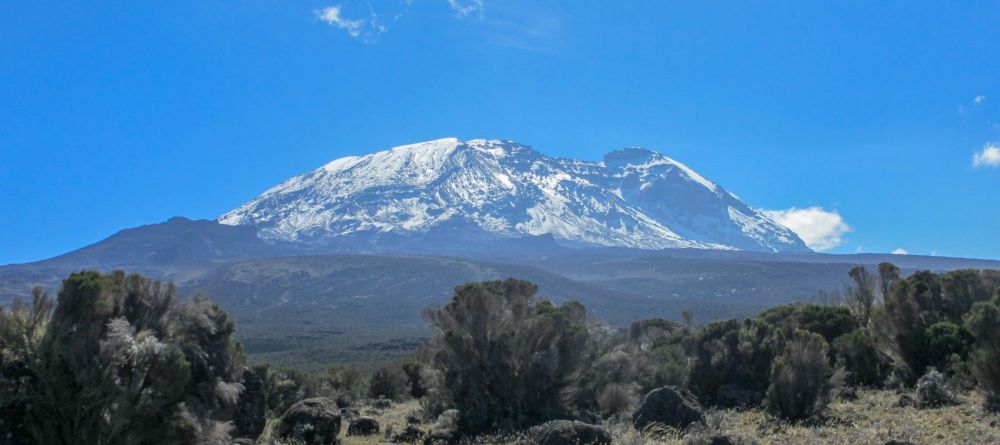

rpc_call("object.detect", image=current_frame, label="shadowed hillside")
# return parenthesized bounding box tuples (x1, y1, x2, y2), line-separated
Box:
(3, 217, 1000, 369)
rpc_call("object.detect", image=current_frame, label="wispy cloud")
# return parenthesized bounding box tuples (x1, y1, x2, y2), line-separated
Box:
(764, 207, 851, 252)
(892, 248, 909, 255)
(316, 6, 364, 37)
(313, 1, 558, 53)
(973, 143, 1000, 168)
(447, 0, 485, 18)
(959, 95, 988, 114)
(316, 5, 385, 42)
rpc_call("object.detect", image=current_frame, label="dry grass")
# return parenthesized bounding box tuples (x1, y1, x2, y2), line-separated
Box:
(710, 389, 1000, 444)
(337, 399, 432, 444)
(616, 389, 1000, 445)
(265, 389, 1000, 444)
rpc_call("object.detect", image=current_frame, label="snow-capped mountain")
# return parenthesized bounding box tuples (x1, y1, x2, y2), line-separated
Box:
(219, 138, 810, 253)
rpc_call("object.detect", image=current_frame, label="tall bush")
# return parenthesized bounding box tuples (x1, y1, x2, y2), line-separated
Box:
(871, 269, 994, 385)
(24, 271, 245, 445)
(424, 279, 592, 433)
(0, 288, 53, 445)
(758, 303, 858, 347)
(368, 365, 409, 401)
(324, 365, 364, 405)
(686, 318, 780, 407)
(766, 330, 834, 420)
(964, 301, 1000, 410)
(832, 327, 891, 387)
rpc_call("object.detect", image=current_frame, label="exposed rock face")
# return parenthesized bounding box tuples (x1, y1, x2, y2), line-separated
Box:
(346, 416, 380, 436)
(526, 420, 612, 445)
(275, 397, 342, 445)
(632, 387, 705, 431)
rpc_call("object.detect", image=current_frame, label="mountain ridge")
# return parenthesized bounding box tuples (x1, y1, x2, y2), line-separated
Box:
(219, 138, 810, 253)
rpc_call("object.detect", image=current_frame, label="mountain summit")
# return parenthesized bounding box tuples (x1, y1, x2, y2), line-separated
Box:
(219, 138, 810, 252)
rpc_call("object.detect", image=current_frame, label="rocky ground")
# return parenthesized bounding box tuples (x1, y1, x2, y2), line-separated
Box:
(253, 389, 1000, 444)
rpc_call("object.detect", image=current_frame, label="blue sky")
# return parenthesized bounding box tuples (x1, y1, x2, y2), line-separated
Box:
(1, 0, 999, 264)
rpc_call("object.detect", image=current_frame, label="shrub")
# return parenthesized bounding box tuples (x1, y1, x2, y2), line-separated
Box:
(628, 319, 684, 343)
(627, 318, 689, 389)
(759, 303, 858, 345)
(596, 383, 635, 417)
(368, 365, 409, 401)
(650, 343, 689, 390)
(914, 369, 955, 408)
(794, 305, 859, 344)
(0, 288, 53, 445)
(939, 270, 996, 320)
(686, 318, 780, 407)
(401, 361, 429, 399)
(924, 322, 973, 372)
(964, 301, 1000, 410)
(424, 279, 592, 433)
(234, 367, 267, 439)
(324, 365, 364, 405)
(832, 328, 892, 387)
(872, 269, 995, 385)
(25, 271, 245, 445)
(878, 262, 902, 297)
(571, 341, 659, 416)
(846, 265, 879, 326)
(765, 330, 834, 420)
(261, 366, 318, 415)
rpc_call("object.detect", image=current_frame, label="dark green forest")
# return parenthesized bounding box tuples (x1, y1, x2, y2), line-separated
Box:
(1, 265, 999, 444)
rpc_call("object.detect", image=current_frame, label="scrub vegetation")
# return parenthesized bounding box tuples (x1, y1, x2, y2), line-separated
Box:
(2, 264, 998, 444)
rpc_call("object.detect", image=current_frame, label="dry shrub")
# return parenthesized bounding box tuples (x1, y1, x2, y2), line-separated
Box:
(765, 330, 834, 420)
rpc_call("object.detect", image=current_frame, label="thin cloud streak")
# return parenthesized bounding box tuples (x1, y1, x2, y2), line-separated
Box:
(447, 0, 485, 18)
(316, 5, 385, 43)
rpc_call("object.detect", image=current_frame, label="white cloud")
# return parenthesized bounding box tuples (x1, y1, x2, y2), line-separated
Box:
(316, 6, 365, 37)
(974, 95, 986, 104)
(892, 248, 909, 255)
(974, 143, 1000, 168)
(448, 0, 484, 18)
(316, 5, 385, 42)
(764, 207, 851, 252)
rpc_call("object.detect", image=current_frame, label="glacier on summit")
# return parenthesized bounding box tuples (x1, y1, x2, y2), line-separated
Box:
(219, 138, 810, 253)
